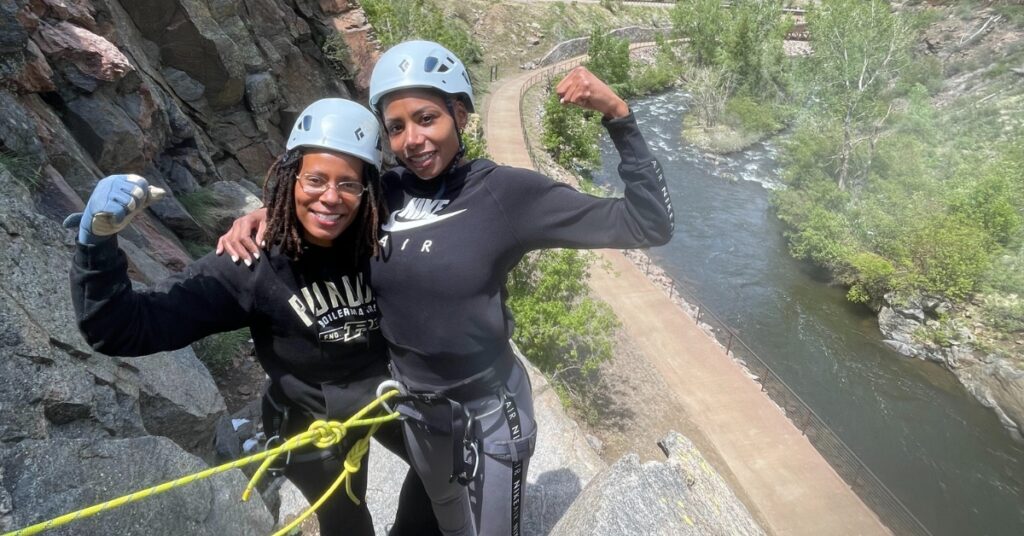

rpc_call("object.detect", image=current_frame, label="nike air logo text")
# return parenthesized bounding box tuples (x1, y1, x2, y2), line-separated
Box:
(382, 197, 467, 233)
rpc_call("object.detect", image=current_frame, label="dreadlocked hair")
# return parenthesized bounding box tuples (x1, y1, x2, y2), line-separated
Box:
(356, 164, 383, 259)
(262, 149, 304, 260)
(262, 148, 384, 261)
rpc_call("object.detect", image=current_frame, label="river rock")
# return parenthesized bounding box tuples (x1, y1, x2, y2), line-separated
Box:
(957, 358, 1024, 442)
(551, 431, 764, 536)
(878, 306, 923, 344)
(0, 436, 273, 535)
(883, 340, 921, 358)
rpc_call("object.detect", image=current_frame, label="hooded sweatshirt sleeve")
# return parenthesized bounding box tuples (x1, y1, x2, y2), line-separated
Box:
(71, 237, 253, 357)
(495, 111, 674, 251)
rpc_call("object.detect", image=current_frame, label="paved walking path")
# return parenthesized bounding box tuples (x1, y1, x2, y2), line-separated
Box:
(483, 61, 891, 536)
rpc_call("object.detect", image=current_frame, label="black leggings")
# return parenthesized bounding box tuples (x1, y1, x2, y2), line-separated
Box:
(263, 398, 440, 536)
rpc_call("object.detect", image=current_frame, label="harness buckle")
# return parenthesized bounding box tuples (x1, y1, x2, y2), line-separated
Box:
(450, 412, 482, 485)
(376, 379, 410, 419)
(264, 434, 291, 477)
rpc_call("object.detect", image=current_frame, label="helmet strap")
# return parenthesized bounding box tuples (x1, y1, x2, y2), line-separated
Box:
(443, 96, 467, 176)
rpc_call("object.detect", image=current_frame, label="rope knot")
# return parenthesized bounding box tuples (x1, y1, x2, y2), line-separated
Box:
(309, 420, 346, 449)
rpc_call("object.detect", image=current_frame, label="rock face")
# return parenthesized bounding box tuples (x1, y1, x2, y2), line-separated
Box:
(0, 164, 243, 530)
(878, 294, 1024, 442)
(0, 0, 377, 246)
(550, 432, 764, 536)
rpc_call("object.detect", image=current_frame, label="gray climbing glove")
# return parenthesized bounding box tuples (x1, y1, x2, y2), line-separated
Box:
(63, 174, 166, 245)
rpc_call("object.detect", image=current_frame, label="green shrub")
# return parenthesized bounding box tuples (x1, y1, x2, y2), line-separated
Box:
(541, 83, 602, 172)
(628, 36, 682, 97)
(985, 248, 1024, 295)
(907, 215, 996, 299)
(786, 207, 855, 270)
(461, 114, 490, 161)
(192, 329, 251, 375)
(724, 95, 781, 134)
(670, 0, 726, 66)
(947, 147, 1024, 247)
(0, 151, 42, 190)
(179, 189, 220, 230)
(507, 249, 619, 410)
(362, 0, 482, 66)
(981, 295, 1024, 334)
(846, 252, 897, 304)
(585, 28, 631, 94)
(321, 33, 355, 80)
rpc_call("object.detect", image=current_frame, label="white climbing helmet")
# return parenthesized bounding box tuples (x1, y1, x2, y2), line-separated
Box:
(368, 40, 475, 114)
(286, 98, 382, 170)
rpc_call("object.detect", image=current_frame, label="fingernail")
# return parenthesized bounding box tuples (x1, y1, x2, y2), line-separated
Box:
(231, 255, 239, 263)
(254, 251, 260, 260)
(244, 258, 251, 267)
(260, 240, 266, 247)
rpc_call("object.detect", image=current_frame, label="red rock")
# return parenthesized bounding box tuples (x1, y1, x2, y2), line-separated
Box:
(17, 39, 56, 92)
(29, 0, 97, 29)
(33, 20, 133, 84)
(318, 0, 351, 15)
(330, 10, 380, 97)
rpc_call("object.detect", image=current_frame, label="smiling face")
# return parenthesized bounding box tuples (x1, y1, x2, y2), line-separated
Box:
(382, 88, 468, 180)
(293, 150, 365, 247)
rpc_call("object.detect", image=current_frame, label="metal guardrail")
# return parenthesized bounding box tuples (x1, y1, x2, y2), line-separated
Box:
(514, 59, 932, 536)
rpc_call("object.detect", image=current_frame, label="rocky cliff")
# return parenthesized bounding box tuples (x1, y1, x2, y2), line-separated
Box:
(1, 0, 378, 255)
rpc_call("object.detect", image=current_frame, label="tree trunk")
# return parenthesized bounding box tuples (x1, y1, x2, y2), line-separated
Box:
(837, 106, 854, 190)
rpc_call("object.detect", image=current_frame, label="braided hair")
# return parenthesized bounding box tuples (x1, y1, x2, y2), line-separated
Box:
(261, 148, 383, 261)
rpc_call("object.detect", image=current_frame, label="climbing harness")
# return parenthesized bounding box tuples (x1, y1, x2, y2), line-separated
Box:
(381, 359, 523, 486)
(1, 388, 402, 536)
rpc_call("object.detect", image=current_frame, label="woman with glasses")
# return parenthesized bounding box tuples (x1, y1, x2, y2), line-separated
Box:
(68, 99, 439, 536)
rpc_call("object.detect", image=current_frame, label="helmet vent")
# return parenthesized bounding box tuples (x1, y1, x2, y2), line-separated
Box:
(424, 56, 439, 72)
(437, 63, 449, 73)
(461, 71, 471, 85)
(301, 115, 312, 131)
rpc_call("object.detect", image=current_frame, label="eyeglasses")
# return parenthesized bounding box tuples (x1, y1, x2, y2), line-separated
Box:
(296, 174, 366, 197)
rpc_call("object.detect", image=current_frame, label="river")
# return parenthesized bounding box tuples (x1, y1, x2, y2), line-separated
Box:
(590, 89, 1024, 536)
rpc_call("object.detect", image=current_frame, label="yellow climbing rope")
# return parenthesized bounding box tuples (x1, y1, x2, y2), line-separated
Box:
(2, 389, 401, 536)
